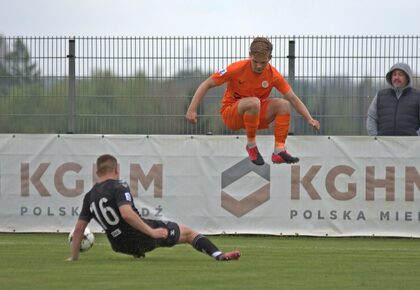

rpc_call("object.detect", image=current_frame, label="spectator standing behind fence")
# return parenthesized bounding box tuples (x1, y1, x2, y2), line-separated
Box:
(186, 37, 320, 166)
(367, 63, 420, 136)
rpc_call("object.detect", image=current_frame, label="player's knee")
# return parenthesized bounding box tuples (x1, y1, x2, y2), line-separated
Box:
(274, 99, 290, 114)
(240, 97, 261, 113)
(248, 97, 261, 108)
(179, 224, 199, 243)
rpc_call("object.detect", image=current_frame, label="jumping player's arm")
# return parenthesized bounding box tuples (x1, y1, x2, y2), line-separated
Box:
(284, 89, 320, 130)
(186, 77, 218, 124)
(119, 204, 168, 239)
(66, 219, 88, 261)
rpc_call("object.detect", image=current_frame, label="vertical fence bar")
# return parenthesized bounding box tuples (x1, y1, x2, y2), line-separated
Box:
(67, 38, 76, 133)
(288, 40, 296, 134)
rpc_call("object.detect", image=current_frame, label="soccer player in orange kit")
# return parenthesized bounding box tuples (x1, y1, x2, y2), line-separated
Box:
(186, 37, 320, 165)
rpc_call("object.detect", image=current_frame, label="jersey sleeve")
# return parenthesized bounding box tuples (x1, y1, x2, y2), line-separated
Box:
(211, 63, 236, 85)
(114, 181, 134, 207)
(78, 193, 93, 222)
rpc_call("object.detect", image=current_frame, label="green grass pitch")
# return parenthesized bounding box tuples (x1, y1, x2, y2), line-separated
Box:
(1, 233, 420, 290)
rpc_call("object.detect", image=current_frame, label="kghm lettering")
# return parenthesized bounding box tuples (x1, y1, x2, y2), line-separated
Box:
(291, 165, 420, 201)
(20, 162, 163, 197)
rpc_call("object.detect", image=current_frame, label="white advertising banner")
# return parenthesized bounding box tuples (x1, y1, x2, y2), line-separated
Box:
(0, 134, 419, 237)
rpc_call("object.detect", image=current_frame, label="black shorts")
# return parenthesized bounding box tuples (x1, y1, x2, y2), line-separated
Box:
(108, 219, 180, 257)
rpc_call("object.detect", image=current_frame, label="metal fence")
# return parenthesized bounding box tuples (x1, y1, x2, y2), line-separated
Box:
(0, 36, 419, 135)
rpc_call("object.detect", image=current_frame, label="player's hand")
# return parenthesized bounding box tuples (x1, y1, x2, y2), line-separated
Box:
(308, 119, 320, 130)
(151, 228, 168, 239)
(186, 109, 197, 124)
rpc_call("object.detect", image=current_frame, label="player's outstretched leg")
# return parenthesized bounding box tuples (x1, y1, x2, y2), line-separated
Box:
(191, 234, 240, 261)
(179, 225, 241, 262)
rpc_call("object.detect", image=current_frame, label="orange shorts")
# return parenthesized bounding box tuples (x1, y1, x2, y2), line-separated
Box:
(221, 99, 271, 130)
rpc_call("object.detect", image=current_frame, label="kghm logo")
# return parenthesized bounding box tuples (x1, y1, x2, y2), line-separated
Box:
(20, 162, 163, 198)
(221, 158, 270, 217)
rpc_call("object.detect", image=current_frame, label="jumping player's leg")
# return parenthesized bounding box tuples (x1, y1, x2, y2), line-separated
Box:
(221, 97, 264, 165)
(264, 98, 290, 150)
(239, 98, 265, 165)
(237, 97, 260, 146)
(264, 99, 299, 164)
(178, 224, 240, 261)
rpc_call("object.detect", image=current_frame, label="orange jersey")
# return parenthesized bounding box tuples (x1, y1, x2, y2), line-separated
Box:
(211, 59, 291, 113)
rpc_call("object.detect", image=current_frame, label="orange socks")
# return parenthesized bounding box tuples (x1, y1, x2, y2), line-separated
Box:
(274, 114, 290, 150)
(242, 113, 289, 150)
(243, 114, 259, 144)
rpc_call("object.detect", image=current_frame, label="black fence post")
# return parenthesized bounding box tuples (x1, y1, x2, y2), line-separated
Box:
(288, 40, 295, 87)
(67, 38, 76, 134)
(288, 40, 296, 134)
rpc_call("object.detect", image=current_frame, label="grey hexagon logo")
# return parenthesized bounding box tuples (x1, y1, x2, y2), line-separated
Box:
(221, 158, 270, 217)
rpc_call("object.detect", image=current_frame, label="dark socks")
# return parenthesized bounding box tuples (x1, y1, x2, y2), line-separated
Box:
(192, 234, 222, 258)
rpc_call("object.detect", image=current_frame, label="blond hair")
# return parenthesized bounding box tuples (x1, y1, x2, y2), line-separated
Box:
(250, 37, 273, 57)
(96, 154, 117, 176)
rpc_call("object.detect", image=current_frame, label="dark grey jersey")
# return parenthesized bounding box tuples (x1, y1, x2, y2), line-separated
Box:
(79, 179, 138, 237)
(79, 178, 180, 256)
